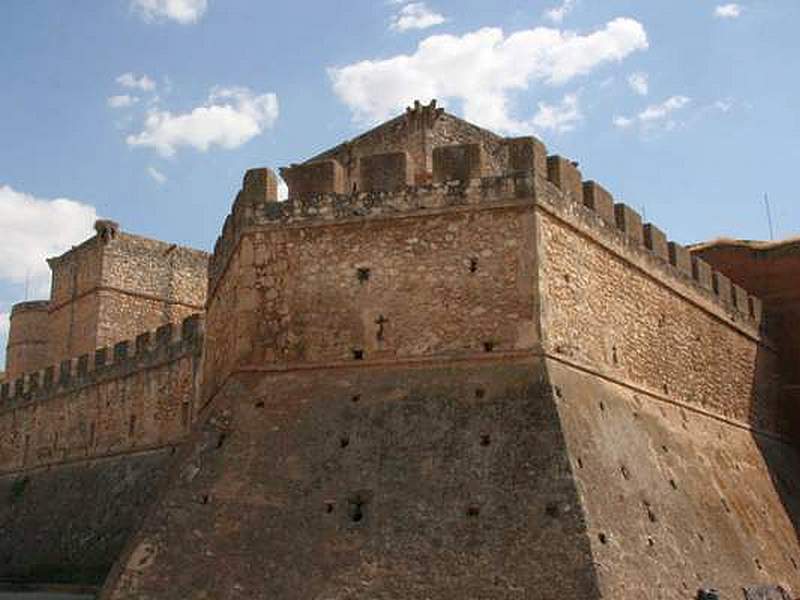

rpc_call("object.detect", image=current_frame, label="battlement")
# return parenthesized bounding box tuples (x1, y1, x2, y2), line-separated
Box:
(0, 314, 204, 411)
(209, 126, 764, 334)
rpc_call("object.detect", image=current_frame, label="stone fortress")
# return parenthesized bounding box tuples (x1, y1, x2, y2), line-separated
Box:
(0, 101, 798, 599)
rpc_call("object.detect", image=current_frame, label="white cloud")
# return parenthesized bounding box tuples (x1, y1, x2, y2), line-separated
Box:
(627, 71, 648, 96)
(714, 4, 742, 18)
(147, 166, 167, 184)
(116, 72, 156, 92)
(329, 17, 648, 134)
(614, 95, 691, 132)
(0, 185, 98, 297)
(544, 0, 576, 24)
(108, 94, 139, 108)
(532, 93, 582, 133)
(126, 87, 279, 157)
(132, 0, 207, 24)
(391, 2, 446, 31)
(714, 99, 733, 112)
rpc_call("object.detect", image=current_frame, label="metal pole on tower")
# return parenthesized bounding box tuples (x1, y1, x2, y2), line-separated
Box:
(763, 193, 774, 241)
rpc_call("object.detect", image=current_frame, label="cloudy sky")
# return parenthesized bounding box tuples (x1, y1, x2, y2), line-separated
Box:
(1, 0, 798, 367)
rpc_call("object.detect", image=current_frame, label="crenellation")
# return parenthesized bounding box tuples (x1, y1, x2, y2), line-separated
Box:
(668, 241, 693, 276)
(613, 203, 644, 246)
(643, 223, 669, 259)
(359, 151, 413, 192)
(432, 143, 485, 182)
(547, 155, 582, 201)
(732, 283, 749, 313)
(582, 181, 615, 224)
(505, 136, 547, 176)
(692, 256, 714, 291)
(280, 159, 345, 198)
(713, 270, 733, 304)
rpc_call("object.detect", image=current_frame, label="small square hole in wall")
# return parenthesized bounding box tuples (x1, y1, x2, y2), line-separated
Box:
(356, 268, 371, 283)
(352, 349, 365, 360)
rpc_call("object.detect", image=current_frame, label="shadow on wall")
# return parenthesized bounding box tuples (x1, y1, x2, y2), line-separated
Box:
(749, 330, 800, 547)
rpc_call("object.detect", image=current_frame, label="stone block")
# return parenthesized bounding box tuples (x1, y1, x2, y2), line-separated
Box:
(691, 257, 713, 291)
(359, 152, 413, 192)
(668, 242, 692, 276)
(713, 271, 732, 304)
(748, 295, 763, 323)
(582, 181, 615, 224)
(242, 168, 279, 202)
(280, 160, 345, 198)
(432, 144, 485, 182)
(643, 224, 668, 259)
(614, 203, 644, 246)
(505, 136, 547, 175)
(547, 156, 582, 201)
(732, 283, 749, 312)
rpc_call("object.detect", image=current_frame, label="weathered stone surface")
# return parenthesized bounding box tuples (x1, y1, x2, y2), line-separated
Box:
(0, 449, 174, 585)
(101, 361, 601, 600)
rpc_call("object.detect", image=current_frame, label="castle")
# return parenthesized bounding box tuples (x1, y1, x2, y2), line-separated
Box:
(1, 101, 799, 600)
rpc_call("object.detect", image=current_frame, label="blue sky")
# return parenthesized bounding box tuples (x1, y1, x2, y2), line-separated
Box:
(1, 0, 798, 368)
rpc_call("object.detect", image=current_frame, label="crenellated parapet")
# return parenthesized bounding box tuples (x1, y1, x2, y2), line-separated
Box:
(538, 154, 764, 331)
(209, 131, 763, 333)
(0, 314, 204, 411)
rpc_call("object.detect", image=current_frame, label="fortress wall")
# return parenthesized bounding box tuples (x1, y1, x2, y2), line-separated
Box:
(101, 360, 601, 600)
(5, 301, 50, 380)
(204, 196, 538, 400)
(0, 448, 175, 586)
(535, 176, 781, 435)
(0, 315, 203, 474)
(549, 358, 800, 599)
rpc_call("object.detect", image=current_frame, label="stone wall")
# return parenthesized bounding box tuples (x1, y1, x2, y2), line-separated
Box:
(550, 358, 800, 598)
(5, 301, 50, 380)
(0, 448, 175, 585)
(48, 232, 207, 363)
(204, 188, 538, 401)
(101, 360, 601, 600)
(534, 161, 781, 437)
(692, 239, 800, 437)
(0, 315, 203, 474)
